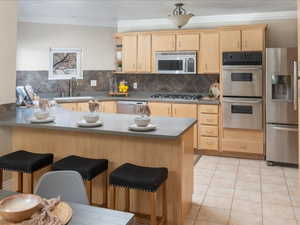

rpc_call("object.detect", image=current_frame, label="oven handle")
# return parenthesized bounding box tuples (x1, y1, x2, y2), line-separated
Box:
(223, 99, 262, 104)
(272, 126, 298, 132)
(293, 61, 298, 111)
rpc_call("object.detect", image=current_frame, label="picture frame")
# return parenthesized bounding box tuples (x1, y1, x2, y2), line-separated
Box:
(49, 48, 83, 80)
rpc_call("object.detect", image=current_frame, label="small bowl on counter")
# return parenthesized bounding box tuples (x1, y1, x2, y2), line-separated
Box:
(83, 113, 100, 123)
(134, 116, 151, 127)
(0, 194, 42, 223)
(34, 110, 50, 120)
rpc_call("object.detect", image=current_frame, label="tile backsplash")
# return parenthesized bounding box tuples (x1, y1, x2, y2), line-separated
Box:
(16, 71, 219, 97)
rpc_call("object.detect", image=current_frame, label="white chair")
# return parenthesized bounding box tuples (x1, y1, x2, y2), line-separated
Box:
(34, 170, 89, 205)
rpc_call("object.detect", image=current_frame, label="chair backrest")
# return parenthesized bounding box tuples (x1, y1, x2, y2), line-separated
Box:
(34, 170, 89, 205)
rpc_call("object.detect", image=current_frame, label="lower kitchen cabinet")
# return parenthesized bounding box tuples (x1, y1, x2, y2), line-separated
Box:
(172, 103, 198, 149)
(221, 129, 264, 154)
(148, 102, 172, 117)
(77, 102, 90, 112)
(100, 101, 117, 113)
(59, 103, 78, 111)
(199, 136, 219, 151)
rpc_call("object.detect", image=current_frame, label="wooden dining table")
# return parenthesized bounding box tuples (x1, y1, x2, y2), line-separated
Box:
(0, 190, 134, 225)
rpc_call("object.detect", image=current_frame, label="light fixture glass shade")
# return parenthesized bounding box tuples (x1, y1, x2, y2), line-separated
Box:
(168, 14, 193, 29)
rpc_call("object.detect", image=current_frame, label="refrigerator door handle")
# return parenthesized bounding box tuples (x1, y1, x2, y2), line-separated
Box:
(293, 61, 298, 111)
(272, 126, 298, 132)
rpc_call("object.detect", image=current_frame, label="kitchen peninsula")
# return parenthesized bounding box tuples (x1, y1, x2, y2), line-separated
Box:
(0, 107, 196, 225)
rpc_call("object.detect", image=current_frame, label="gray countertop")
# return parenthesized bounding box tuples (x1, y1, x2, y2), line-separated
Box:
(0, 107, 196, 139)
(53, 92, 220, 105)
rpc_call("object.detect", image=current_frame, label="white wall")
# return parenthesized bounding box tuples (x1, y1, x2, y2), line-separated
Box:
(0, 1, 17, 105)
(17, 22, 116, 71)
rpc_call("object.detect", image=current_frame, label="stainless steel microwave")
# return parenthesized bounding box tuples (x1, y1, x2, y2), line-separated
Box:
(156, 51, 197, 74)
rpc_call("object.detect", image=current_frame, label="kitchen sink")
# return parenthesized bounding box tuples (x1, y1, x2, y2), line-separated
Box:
(54, 96, 94, 103)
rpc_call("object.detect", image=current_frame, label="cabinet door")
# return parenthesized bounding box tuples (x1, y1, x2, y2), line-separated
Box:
(148, 102, 172, 117)
(122, 35, 137, 72)
(242, 29, 264, 51)
(60, 103, 78, 111)
(152, 34, 176, 51)
(172, 104, 198, 149)
(102, 101, 116, 113)
(77, 103, 90, 112)
(176, 34, 200, 51)
(198, 32, 220, 74)
(220, 30, 241, 52)
(137, 34, 152, 73)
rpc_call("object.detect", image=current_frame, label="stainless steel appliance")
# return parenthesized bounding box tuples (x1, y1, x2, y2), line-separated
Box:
(117, 101, 148, 114)
(222, 51, 263, 130)
(150, 93, 202, 101)
(223, 97, 263, 130)
(266, 48, 298, 165)
(156, 51, 196, 74)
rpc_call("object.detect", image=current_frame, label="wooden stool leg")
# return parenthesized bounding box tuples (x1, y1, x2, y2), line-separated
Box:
(85, 180, 92, 204)
(162, 182, 167, 225)
(125, 188, 130, 212)
(150, 191, 157, 225)
(0, 169, 3, 189)
(103, 171, 107, 207)
(109, 186, 116, 209)
(17, 172, 23, 193)
(23, 173, 34, 194)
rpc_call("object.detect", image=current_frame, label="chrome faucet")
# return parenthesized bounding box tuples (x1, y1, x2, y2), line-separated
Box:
(69, 77, 78, 97)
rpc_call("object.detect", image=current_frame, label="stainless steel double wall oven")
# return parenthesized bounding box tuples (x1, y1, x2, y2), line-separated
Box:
(222, 52, 263, 130)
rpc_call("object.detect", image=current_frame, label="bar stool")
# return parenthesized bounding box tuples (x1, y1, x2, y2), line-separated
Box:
(109, 163, 168, 225)
(52, 155, 108, 205)
(0, 150, 54, 193)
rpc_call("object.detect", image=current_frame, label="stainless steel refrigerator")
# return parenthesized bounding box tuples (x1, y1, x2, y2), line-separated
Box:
(266, 48, 298, 165)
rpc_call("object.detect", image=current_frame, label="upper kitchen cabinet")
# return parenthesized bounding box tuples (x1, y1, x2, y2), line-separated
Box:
(220, 30, 241, 52)
(122, 34, 138, 72)
(176, 33, 200, 51)
(152, 33, 176, 51)
(198, 32, 220, 74)
(242, 28, 265, 51)
(137, 34, 152, 73)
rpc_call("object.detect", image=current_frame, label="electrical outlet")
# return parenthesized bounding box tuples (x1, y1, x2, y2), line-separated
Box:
(90, 80, 97, 87)
(133, 82, 138, 89)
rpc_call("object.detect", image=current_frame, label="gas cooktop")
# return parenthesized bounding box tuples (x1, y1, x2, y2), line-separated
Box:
(150, 93, 203, 101)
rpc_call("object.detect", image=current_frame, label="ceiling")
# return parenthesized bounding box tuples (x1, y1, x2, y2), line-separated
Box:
(18, 0, 297, 27)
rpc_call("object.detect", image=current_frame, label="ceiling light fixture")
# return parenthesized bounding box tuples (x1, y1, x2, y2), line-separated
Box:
(168, 1, 194, 29)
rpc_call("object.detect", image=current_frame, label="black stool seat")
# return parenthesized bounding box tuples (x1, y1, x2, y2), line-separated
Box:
(52, 155, 108, 180)
(109, 163, 168, 192)
(0, 150, 53, 173)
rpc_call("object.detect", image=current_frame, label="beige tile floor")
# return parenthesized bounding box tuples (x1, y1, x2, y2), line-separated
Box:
(186, 155, 300, 225)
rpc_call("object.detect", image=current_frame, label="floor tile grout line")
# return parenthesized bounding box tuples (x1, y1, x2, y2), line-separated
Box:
(226, 158, 240, 225)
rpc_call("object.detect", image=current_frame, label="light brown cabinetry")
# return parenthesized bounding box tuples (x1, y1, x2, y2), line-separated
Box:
(148, 102, 172, 117)
(100, 101, 117, 113)
(77, 103, 90, 112)
(198, 105, 219, 151)
(59, 103, 78, 111)
(172, 103, 198, 149)
(137, 34, 152, 72)
(221, 129, 264, 154)
(152, 34, 176, 52)
(242, 29, 264, 51)
(220, 28, 265, 52)
(220, 30, 241, 52)
(198, 32, 220, 74)
(122, 34, 137, 72)
(176, 34, 200, 51)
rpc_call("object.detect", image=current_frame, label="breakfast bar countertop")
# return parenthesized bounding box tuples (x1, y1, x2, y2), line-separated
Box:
(0, 107, 197, 139)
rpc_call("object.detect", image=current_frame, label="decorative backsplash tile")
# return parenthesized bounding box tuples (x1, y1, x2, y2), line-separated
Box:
(16, 71, 219, 97)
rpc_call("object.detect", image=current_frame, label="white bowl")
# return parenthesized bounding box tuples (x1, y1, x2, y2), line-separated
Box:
(83, 113, 99, 123)
(0, 194, 42, 223)
(134, 116, 151, 127)
(34, 110, 49, 120)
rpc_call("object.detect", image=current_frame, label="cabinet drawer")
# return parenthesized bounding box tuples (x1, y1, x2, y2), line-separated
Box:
(198, 105, 218, 114)
(199, 125, 218, 137)
(199, 137, 218, 150)
(222, 139, 263, 154)
(199, 114, 218, 125)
